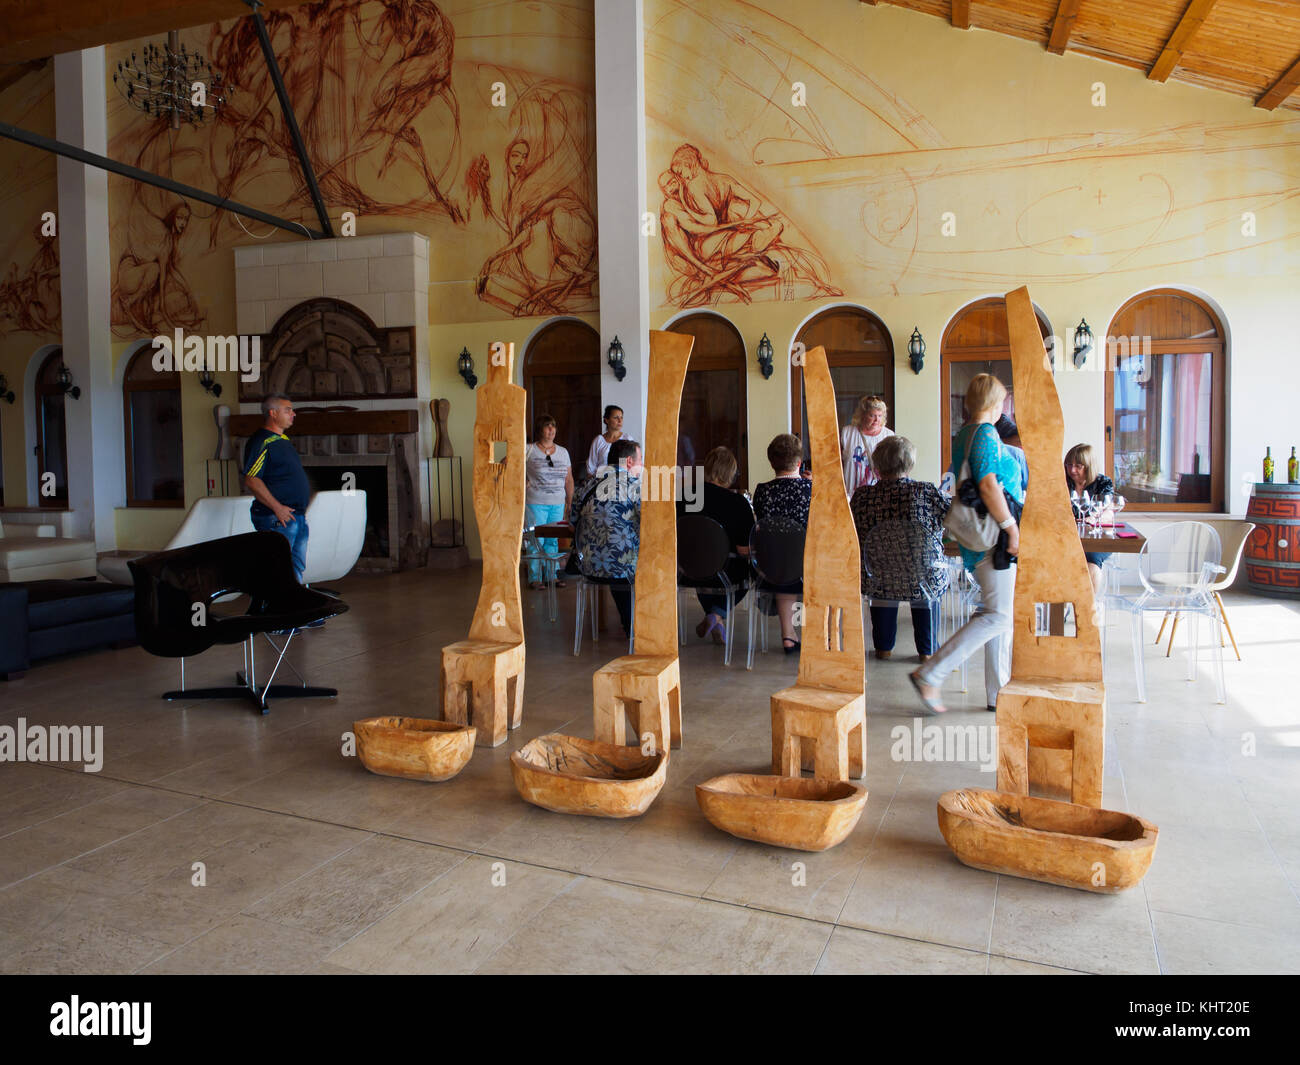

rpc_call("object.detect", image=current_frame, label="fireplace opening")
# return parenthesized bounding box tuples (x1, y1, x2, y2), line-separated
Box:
(307, 464, 390, 561)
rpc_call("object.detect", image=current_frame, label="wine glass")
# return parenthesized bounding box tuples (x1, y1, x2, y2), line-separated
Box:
(1100, 492, 1115, 536)
(1112, 494, 1127, 533)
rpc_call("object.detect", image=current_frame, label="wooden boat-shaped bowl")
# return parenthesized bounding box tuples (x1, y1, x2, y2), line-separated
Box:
(354, 717, 476, 782)
(510, 733, 668, 818)
(695, 774, 868, 852)
(937, 788, 1158, 893)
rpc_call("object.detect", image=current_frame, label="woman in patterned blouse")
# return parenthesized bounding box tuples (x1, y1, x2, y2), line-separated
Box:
(850, 435, 951, 660)
(752, 433, 812, 653)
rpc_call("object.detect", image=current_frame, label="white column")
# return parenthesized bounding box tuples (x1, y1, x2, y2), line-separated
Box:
(55, 47, 119, 548)
(594, 0, 650, 441)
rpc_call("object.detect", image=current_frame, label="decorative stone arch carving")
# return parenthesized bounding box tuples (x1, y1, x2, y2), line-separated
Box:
(238, 298, 416, 403)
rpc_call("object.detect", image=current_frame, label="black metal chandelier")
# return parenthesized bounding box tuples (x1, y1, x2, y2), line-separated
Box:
(113, 31, 229, 129)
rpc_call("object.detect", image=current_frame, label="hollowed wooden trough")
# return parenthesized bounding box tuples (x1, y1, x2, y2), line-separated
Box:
(354, 716, 476, 782)
(937, 787, 1158, 893)
(695, 773, 869, 851)
(510, 733, 668, 818)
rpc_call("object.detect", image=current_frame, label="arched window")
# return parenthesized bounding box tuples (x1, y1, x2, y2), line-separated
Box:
(940, 298, 1051, 474)
(34, 348, 69, 508)
(792, 306, 895, 465)
(667, 313, 748, 489)
(521, 319, 601, 468)
(123, 346, 184, 506)
(1105, 290, 1225, 512)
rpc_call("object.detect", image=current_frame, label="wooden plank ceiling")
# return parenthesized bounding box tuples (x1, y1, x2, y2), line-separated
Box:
(0, 0, 314, 65)
(862, 0, 1300, 111)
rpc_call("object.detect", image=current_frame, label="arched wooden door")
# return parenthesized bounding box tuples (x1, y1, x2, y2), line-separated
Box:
(667, 313, 748, 489)
(940, 299, 1051, 474)
(793, 306, 895, 467)
(34, 348, 69, 508)
(522, 319, 601, 472)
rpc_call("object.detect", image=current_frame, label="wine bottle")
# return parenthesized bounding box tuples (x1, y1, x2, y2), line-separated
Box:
(1289, 446, 1298, 485)
(1263, 447, 1274, 484)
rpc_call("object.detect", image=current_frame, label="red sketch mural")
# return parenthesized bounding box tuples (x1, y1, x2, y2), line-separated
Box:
(465, 83, 597, 316)
(108, 0, 597, 332)
(0, 227, 60, 335)
(658, 144, 840, 308)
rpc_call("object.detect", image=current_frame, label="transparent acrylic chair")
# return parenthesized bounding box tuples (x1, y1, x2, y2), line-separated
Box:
(1108, 521, 1226, 703)
(521, 526, 565, 623)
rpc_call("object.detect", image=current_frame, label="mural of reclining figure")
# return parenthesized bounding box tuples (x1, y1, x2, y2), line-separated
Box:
(658, 144, 840, 308)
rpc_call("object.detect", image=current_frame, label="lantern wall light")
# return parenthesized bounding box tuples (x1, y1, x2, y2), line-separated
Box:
(607, 336, 626, 382)
(457, 347, 478, 389)
(1072, 318, 1093, 369)
(56, 365, 81, 400)
(756, 332, 774, 379)
(907, 327, 926, 375)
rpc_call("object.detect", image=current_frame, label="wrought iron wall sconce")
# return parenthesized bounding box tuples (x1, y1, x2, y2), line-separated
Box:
(199, 368, 223, 397)
(756, 332, 774, 379)
(908, 327, 926, 375)
(1072, 318, 1093, 368)
(56, 364, 81, 400)
(457, 347, 478, 389)
(0, 373, 14, 404)
(607, 336, 626, 382)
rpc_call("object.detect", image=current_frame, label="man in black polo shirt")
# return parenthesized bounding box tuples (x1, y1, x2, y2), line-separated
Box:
(242, 393, 312, 581)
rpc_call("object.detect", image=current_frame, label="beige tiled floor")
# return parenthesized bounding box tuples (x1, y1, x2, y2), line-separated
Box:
(1, 567, 1297, 974)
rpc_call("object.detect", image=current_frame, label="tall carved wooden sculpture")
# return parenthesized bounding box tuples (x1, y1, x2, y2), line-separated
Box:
(996, 287, 1104, 806)
(440, 342, 526, 748)
(592, 330, 694, 755)
(770, 345, 867, 782)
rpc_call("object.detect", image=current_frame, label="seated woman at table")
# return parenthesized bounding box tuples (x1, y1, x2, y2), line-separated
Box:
(850, 435, 950, 661)
(679, 446, 755, 645)
(752, 433, 812, 653)
(525, 413, 574, 590)
(1065, 442, 1114, 596)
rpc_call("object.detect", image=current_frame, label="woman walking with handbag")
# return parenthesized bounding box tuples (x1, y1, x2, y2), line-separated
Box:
(909, 374, 1024, 714)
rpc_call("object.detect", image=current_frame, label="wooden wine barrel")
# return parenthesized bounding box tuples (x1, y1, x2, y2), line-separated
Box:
(1244, 483, 1300, 598)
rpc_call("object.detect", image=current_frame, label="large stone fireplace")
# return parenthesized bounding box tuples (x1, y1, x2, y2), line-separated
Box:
(232, 233, 432, 571)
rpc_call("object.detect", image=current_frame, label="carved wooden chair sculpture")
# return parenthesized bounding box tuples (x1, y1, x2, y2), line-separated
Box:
(592, 330, 694, 756)
(770, 344, 867, 782)
(995, 287, 1104, 807)
(440, 342, 526, 748)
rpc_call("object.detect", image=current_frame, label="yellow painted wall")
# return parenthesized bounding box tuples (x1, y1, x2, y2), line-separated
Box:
(0, 61, 59, 509)
(644, 0, 1300, 505)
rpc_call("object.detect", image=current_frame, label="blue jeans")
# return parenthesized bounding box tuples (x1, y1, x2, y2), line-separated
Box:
(253, 511, 309, 582)
(869, 599, 940, 655)
(525, 502, 566, 584)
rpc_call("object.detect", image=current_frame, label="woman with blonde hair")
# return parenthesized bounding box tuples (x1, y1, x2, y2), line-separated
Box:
(1065, 442, 1115, 595)
(840, 395, 893, 493)
(910, 374, 1024, 714)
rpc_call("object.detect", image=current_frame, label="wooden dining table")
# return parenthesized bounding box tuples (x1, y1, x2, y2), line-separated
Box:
(944, 522, 1146, 556)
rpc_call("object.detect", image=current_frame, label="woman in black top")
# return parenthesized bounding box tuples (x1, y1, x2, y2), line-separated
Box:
(752, 434, 812, 653)
(851, 435, 951, 659)
(679, 447, 755, 645)
(1065, 442, 1114, 596)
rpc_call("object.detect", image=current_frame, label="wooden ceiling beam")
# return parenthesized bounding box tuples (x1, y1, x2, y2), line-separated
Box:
(0, 0, 314, 64)
(1047, 0, 1082, 56)
(1148, 0, 1219, 83)
(952, 0, 972, 30)
(1256, 53, 1300, 109)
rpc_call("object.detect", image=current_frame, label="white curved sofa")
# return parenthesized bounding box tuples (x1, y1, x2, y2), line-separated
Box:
(97, 490, 367, 585)
(0, 515, 98, 582)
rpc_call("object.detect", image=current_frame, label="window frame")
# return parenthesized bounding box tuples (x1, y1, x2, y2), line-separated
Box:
(123, 346, 185, 509)
(34, 348, 69, 509)
(939, 298, 1051, 475)
(790, 306, 896, 457)
(1103, 289, 1225, 513)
